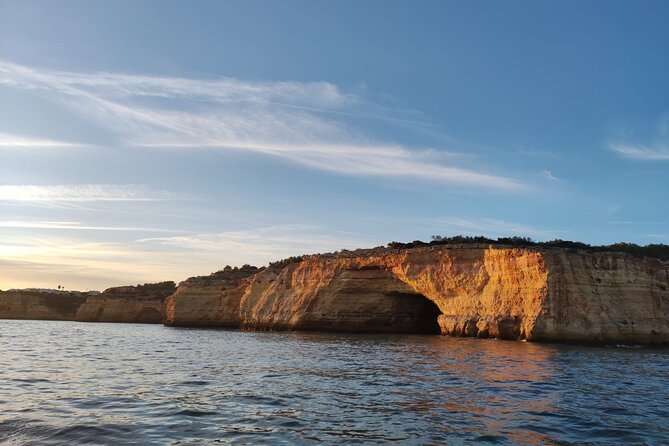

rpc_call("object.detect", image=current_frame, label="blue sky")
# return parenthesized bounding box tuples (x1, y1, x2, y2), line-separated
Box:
(1, 0, 668, 290)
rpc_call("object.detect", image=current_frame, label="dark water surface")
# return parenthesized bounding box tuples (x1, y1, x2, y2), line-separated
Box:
(0, 320, 667, 445)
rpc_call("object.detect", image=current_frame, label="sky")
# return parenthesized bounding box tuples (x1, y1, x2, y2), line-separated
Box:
(1, 0, 668, 290)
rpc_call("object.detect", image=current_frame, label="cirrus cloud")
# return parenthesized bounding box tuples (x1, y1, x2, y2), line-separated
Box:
(0, 132, 85, 148)
(0, 60, 523, 190)
(609, 143, 669, 160)
(0, 184, 178, 203)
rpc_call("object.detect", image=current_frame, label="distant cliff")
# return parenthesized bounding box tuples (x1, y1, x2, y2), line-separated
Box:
(0, 290, 91, 320)
(76, 282, 176, 323)
(0, 283, 175, 324)
(165, 246, 669, 345)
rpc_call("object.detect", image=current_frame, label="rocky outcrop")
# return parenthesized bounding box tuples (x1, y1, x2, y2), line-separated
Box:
(164, 267, 259, 327)
(165, 246, 669, 345)
(76, 282, 176, 323)
(0, 290, 91, 320)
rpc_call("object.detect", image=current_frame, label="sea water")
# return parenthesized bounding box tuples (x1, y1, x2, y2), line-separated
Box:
(0, 320, 667, 445)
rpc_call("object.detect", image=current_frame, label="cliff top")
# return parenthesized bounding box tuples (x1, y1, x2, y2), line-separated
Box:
(179, 265, 261, 288)
(267, 236, 669, 270)
(1, 289, 99, 297)
(101, 281, 176, 301)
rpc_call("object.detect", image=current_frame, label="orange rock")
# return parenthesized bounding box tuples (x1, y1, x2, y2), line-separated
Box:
(165, 246, 669, 344)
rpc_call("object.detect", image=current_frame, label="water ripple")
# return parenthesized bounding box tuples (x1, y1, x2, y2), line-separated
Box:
(0, 320, 668, 445)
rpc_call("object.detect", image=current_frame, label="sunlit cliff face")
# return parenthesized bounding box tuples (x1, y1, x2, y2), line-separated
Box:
(165, 246, 669, 344)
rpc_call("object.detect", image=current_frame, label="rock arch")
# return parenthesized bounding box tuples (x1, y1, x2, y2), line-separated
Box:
(239, 264, 445, 334)
(384, 248, 547, 340)
(135, 307, 163, 324)
(293, 267, 443, 334)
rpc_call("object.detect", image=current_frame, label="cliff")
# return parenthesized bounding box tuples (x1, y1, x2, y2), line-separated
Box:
(538, 252, 669, 344)
(76, 282, 176, 323)
(4, 244, 667, 344)
(0, 290, 91, 320)
(165, 246, 669, 345)
(165, 266, 259, 327)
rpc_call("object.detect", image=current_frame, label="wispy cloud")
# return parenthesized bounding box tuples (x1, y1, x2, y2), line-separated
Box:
(0, 236, 176, 290)
(0, 220, 186, 233)
(609, 220, 666, 225)
(641, 233, 669, 240)
(0, 225, 376, 290)
(609, 116, 669, 161)
(609, 143, 669, 160)
(424, 217, 566, 239)
(0, 132, 85, 148)
(0, 60, 522, 190)
(0, 184, 177, 203)
(542, 170, 560, 181)
(138, 224, 373, 259)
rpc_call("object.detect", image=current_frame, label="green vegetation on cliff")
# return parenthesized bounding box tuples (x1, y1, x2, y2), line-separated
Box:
(383, 235, 669, 261)
(268, 256, 304, 270)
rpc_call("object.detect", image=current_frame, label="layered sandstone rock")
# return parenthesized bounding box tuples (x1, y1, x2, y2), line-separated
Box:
(76, 282, 175, 323)
(164, 266, 259, 327)
(0, 290, 91, 320)
(237, 247, 547, 338)
(535, 252, 669, 344)
(240, 265, 442, 333)
(165, 246, 669, 344)
(3, 245, 666, 344)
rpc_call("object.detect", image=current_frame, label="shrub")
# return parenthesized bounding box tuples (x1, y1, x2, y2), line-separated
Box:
(268, 256, 304, 270)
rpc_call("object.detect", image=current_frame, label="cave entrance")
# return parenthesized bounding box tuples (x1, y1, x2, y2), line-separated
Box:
(384, 291, 442, 334)
(296, 268, 443, 335)
(135, 307, 163, 324)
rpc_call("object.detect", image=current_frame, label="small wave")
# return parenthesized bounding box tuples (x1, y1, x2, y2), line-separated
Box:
(11, 378, 51, 383)
(175, 409, 219, 417)
(177, 380, 210, 386)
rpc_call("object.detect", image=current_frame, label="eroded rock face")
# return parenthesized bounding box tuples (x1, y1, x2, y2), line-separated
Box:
(535, 252, 669, 344)
(76, 282, 175, 323)
(165, 246, 669, 344)
(241, 266, 441, 333)
(236, 247, 548, 338)
(164, 267, 259, 327)
(0, 290, 90, 320)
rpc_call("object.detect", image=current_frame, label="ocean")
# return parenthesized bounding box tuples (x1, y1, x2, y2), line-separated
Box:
(0, 320, 667, 445)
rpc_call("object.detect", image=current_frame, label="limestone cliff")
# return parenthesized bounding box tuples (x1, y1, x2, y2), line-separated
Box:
(0, 290, 90, 320)
(76, 282, 175, 323)
(536, 252, 669, 344)
(164, 266, 259, 327)
(240, 265, 442, 333)
(236, 247, 548, 338)
(165, 246, 669, 345)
